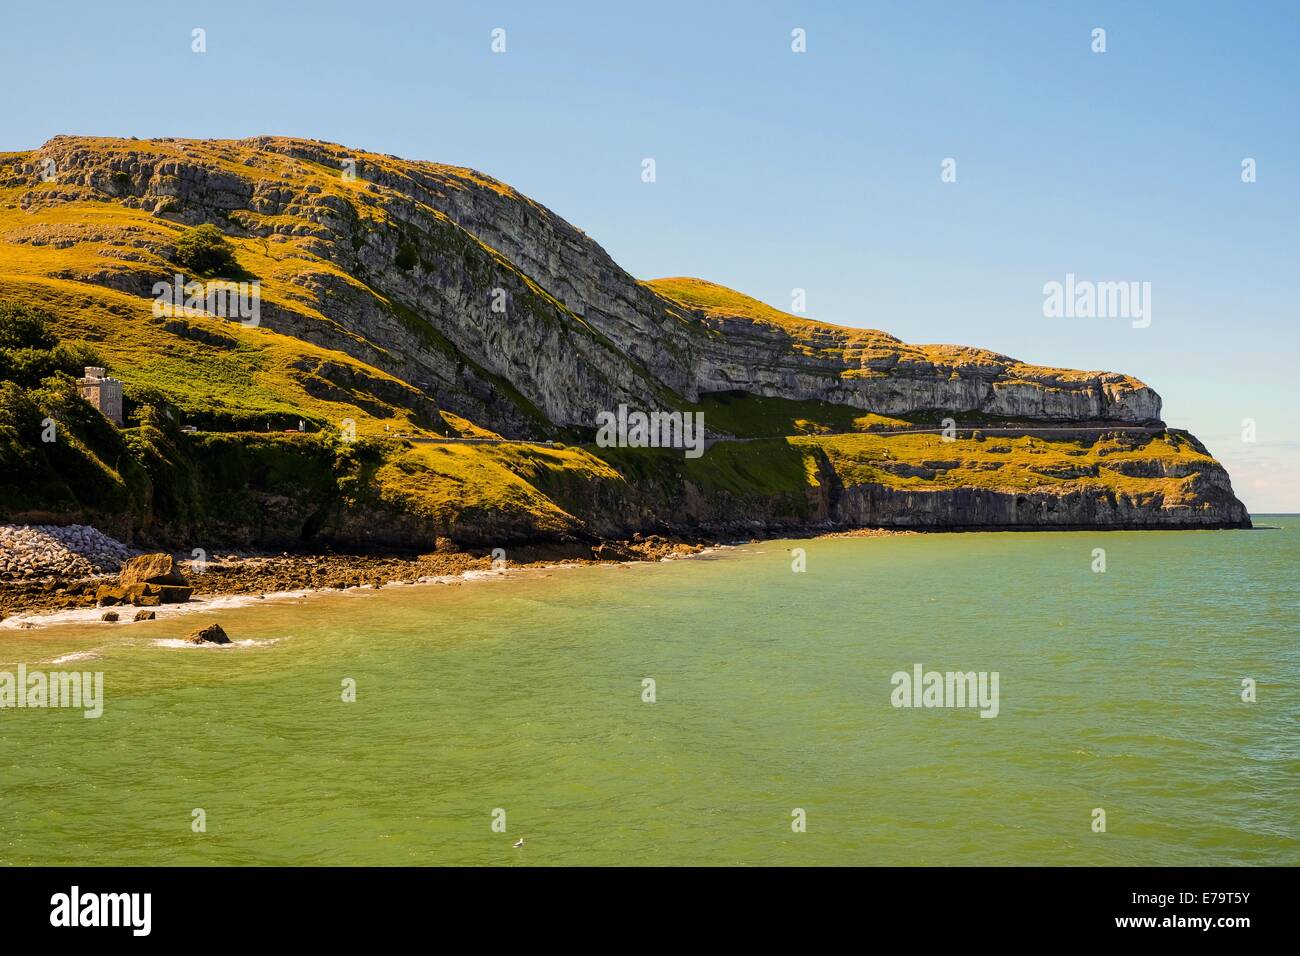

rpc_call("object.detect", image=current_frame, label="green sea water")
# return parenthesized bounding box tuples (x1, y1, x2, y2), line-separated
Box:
(1, 519, 1296, 866)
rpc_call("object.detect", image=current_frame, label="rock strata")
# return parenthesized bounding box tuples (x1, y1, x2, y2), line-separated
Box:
(14, 136, 1164, 437)
(0, 137, 1252, 555)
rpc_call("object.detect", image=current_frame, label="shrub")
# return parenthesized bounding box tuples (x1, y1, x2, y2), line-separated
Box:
(53, 340, 105, 375)
(1, 346, 60, 385)
(0, 301, 104, 387)
(0, 380, 41, 441)
(0, 301, 58, 351)
(174, 224, 240, 277)
(395, 241, 418, 271)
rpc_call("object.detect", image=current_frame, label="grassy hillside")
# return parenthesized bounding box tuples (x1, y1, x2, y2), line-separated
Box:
(0, 135, 1247, 542)
(799, 430, 1214, 501)
(0, 136, 586, 440)
(0, 139, 814, 466)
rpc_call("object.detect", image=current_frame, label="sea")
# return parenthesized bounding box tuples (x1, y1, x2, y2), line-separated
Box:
(1, 518, 1295, 865)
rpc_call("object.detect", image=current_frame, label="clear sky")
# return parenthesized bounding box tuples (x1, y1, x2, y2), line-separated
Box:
(2, 1, 1296, 510)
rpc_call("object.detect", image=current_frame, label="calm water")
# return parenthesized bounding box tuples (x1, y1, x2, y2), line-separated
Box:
(1, 519, 1296, 866)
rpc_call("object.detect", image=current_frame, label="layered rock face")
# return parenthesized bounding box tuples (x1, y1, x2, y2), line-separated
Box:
(0, 135, 1248, 539)
(556, 431, 1251, 540)
(7, 136, 1161, 436)
(829, 474, 1249, 530)
(647, 278, 1163, 424)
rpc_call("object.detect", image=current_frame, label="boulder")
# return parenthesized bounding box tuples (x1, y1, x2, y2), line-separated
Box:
(100, 611, 119, 622)
(96, 585, 126, 606)
(133, 610, 156, 621)
(119, 553, 187, 588)
(185, 623, 230, 645)
(153, 584, 192, 604)
(111, 582, 192, 606)
(591, 541, 635, 561)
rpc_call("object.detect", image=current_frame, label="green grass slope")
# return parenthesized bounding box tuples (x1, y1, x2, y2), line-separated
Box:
(0, 136, 1248, 542)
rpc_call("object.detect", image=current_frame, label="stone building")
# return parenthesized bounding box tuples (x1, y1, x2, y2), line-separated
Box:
(78, 366, 124, 426)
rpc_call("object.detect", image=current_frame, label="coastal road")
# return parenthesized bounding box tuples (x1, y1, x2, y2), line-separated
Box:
(400, 423, 1168, 450)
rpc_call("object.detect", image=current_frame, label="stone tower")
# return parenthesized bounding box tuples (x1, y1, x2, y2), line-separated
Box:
(78, 366, 124, 426)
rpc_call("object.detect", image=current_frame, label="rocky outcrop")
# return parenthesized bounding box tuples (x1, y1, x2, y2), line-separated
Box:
(10, 136, 1163, 438)
(649, 279, 1163, 425)
(119, 552, 187, 588)
(186, 623, 229, 645)
(830, 481, 1248, 530)
(489, 431, 1251, 539)
(96, 553, 192, 606)
(0, 136, 1248, 543)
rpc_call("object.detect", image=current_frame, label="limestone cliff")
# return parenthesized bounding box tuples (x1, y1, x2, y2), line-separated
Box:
(3, 136, 1160, 434)
(0, 135, 1249, 540)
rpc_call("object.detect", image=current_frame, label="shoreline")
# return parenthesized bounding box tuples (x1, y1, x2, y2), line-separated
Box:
(0, 520, 1265, 625)
(0, 535, 715, 626)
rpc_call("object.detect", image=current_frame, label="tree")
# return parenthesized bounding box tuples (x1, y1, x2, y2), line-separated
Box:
(174, 224, 240, 277)
(0, 300, 103, 388)
(0, 301, 58, 351)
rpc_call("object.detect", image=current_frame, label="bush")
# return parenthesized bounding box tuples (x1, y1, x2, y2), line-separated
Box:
(0, 380, 41, 441)
(1, 347, 59, 385)
(53, 340, 104, 374)
(174, 224, 240, 277)
(124, 385, 169, 425)
(0, 377, 141, 518)
(395, 241, 418, 271)
(0, 301, 103, 388)
(0, 301, 58, 351)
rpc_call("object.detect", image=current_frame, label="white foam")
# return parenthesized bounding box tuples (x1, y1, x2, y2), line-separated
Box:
(47, 649, 103, 664)
(1, 549, 722, 631)
(0, 587, 317, 631)
(150, 637, 283, 650)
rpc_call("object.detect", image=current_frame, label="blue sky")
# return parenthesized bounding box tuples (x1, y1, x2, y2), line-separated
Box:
(2, 0, 1296, 510)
